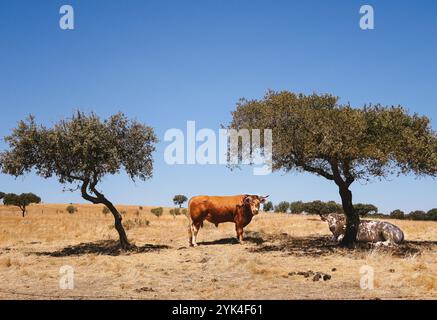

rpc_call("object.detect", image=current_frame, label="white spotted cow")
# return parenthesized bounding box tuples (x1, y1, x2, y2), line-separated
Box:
(320, 213, 404, 246)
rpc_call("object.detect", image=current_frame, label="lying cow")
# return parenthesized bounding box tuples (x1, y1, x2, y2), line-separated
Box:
(188, 194, 268, 246)
(320, 213, 404, 245)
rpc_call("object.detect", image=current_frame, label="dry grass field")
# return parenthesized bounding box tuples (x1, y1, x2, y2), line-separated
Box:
(0, 203, 436, 300)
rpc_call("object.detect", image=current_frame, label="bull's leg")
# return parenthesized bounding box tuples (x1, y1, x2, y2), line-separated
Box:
(236, 225, 244, 243)
(190, 222, 201, 247)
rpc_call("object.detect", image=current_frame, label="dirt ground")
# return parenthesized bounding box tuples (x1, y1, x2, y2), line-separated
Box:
(0, 204, 436, 300)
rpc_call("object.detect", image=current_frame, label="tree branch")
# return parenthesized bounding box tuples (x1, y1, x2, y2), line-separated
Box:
(342, 160, 355, 186)
(80, 179, 100, 204)
(330, 159, 347, 188)
(89, 173, 105, 199)
(301, 164, 334, 180)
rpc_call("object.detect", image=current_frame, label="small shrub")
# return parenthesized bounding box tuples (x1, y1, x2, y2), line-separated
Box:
(181, 208, 188, 216)
(139, 206, 143, 211)
(122, 218, 150, 230)
(120, 210, 127, 216)
(122, 219, 135, 230)
(102, 207, 110, 215)
(151, 207, 163, 218)
(135, 210, 140, 217)
(66, 205, 77, 214)
(170, 208, 181, 218)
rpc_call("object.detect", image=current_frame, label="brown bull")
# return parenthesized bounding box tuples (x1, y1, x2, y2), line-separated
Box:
(188, 194, 269, 246)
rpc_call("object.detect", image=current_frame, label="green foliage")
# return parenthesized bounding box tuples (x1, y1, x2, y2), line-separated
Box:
(0, 192, 5, 200)
(0, 112, 157, 185)
(181, 208, 188, 216)
(427, 208, 437, 221)
(408, 210, 427, 220)
(390, 209, 405, 220)
(66, 205, 77, 214)
(230, 91, 437, 181)
(289, 201, 304, 214)
(173, 195, 188, 207)
(151, 207, 163, 218)
(322, 201, 343, 214)
(301, 200, 325, 215)
(354, 204, 378, 216)
(290, 200, 342, 215)
(274, 201, 290, 213)
(263, 201, 273, 212)
(102, 206, 110, 215)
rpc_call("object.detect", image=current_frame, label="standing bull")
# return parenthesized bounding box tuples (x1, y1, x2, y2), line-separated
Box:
(320, 213, 405, 245)
(188, 194, 269, 246)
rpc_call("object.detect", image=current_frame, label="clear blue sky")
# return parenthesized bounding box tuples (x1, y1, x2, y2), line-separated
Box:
(1, 0, 436, 213)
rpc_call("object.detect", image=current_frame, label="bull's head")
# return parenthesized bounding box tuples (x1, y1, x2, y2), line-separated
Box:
(320, 213, 346, 241)
(243, 195, 269, 215)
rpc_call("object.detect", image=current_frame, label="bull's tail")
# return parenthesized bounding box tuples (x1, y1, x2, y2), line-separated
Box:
(187, 201, 193, 245)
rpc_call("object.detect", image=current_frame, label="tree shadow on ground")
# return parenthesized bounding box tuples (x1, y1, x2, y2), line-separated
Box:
(199, 235, 265, 246)
(34, 240, 169, 257)
(245, 231, 437, 258)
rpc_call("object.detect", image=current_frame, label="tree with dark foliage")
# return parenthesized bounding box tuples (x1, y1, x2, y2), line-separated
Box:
(173, 195, 188, 208)
(274, 201, 290, 213)
(390, 209, 405, 220)
(0, 112, 157, 250)
(263, 201, 273, 212)
(3, 193, 41, 217)
(229, 90, 437, 246)
(354, 204, 378, 216)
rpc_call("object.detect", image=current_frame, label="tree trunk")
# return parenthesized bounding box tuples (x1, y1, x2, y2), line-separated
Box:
(338, 186, 359, 247)
(102, 200, 131, 250)
(21, 205, 26, 218)
(80, 178, 132, 250)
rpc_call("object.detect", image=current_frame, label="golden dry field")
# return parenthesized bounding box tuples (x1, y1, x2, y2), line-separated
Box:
(0, 203, 436, 300)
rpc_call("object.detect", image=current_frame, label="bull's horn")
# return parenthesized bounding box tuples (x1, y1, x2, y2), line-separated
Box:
(261, 195, 270, 199)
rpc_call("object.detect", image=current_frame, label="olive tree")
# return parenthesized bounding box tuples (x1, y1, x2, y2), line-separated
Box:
(172, 195, 188, 208)
(263, 201, 273, 212)
(3, 193, 41, 217)
(0, 112, 157, 250)
(354, 203, 378, 216)
(229, 91, 437, 246)
(274, 201, 290, 213)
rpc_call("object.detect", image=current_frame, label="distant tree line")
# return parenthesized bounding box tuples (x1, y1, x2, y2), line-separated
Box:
(262, 200, 437, 221)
